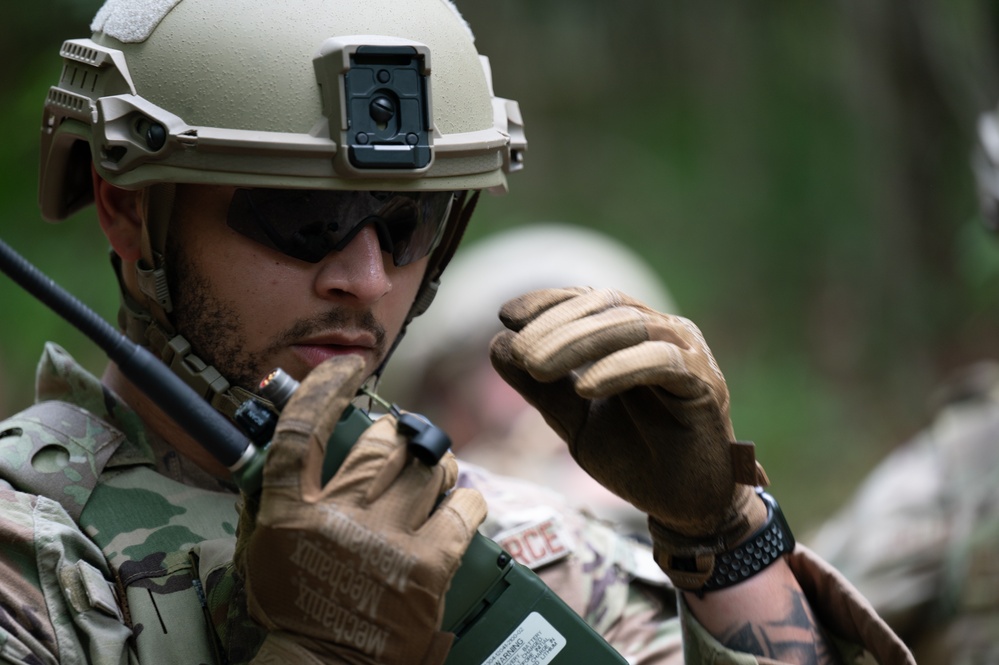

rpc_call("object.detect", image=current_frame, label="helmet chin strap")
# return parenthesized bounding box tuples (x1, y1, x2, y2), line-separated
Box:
(113, 184, 262, 420)
(112, 249, 262, 420)
(135, 184, 175, 328)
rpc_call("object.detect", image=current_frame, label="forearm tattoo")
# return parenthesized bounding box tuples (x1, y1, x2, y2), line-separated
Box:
(719, 586, 841, 665)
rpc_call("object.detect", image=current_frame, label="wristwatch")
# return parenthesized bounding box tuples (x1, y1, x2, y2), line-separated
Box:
(701, 488, 795, 592)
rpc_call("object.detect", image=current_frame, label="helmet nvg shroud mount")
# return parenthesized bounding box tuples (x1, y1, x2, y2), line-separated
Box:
(37, 0, 526, 416)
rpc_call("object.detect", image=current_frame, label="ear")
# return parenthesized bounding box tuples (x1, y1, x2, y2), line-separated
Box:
(92, 165, 144, 262)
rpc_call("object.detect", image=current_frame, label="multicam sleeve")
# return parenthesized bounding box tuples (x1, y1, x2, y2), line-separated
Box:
(0, 486, 132, 664)
(594, 581, 685, 664)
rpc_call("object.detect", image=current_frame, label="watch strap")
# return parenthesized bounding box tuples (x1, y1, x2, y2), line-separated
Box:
(700, 488, 795, 592)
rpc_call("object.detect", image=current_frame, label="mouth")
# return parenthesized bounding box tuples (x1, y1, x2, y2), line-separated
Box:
(290, 335, 379, 372)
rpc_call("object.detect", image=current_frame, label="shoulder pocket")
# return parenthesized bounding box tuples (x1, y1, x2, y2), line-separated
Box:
(0, 402, 126, 521)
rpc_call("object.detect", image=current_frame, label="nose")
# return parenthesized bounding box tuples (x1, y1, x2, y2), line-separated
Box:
(313, 224, 392, 304)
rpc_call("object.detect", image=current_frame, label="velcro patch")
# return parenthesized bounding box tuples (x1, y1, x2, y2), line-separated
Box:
(494, 515, 574, 570)
(60, 560, 122, 620)
(91, 0, 182, 43)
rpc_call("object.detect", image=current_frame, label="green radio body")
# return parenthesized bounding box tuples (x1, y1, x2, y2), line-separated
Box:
(235, 403, 628, 665)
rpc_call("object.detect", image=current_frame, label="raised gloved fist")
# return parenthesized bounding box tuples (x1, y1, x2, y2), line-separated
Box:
(236, 355, 487, 664)
(489, 287, 768, 590)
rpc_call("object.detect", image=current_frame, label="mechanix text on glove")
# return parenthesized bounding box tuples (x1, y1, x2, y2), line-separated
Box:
(237, 355, 487, 665)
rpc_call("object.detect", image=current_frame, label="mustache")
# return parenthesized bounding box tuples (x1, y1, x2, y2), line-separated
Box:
(270, 307, 387, 356)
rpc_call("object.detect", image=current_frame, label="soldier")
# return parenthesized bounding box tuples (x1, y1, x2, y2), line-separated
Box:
(807, 103, 999, 664)
(0, 0, 912, 663)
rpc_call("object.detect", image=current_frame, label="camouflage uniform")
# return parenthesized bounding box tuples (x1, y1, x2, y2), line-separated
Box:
(810, 361, 999, 664)
(0, 343, 903, 664)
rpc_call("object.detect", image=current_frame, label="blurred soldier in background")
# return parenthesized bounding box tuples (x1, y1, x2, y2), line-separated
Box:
(808, 104, 999, 664)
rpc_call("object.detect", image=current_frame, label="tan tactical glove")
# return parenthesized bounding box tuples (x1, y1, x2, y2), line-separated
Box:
(236, 355, 487, 665)
(489, 287, 769, 591)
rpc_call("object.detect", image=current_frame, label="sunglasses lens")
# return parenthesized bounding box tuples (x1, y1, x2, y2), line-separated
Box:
(226, 189, 454, 265)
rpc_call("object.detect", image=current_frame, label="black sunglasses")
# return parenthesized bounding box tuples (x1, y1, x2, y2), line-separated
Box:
(226, 188, 455, 266)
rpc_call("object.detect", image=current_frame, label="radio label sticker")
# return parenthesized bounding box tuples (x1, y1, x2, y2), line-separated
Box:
(484, 611, 566, 665)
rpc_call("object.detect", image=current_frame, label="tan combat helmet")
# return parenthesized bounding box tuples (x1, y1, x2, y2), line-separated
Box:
(37, 0, 526, 415)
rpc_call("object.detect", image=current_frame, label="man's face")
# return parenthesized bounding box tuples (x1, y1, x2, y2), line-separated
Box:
(165, 185, 430, 391)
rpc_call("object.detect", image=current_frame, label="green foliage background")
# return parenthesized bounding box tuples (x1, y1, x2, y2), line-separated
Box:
(3, 0, 999, 531)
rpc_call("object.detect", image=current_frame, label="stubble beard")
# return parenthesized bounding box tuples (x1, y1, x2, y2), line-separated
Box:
(168, 249, 271, 392)
(166, 243, 390, 393)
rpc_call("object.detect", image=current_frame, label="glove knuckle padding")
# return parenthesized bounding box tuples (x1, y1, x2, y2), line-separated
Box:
(576, 341, 689, 398)
(498, 286, 594, 330)
(518, 308, 649, 382)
